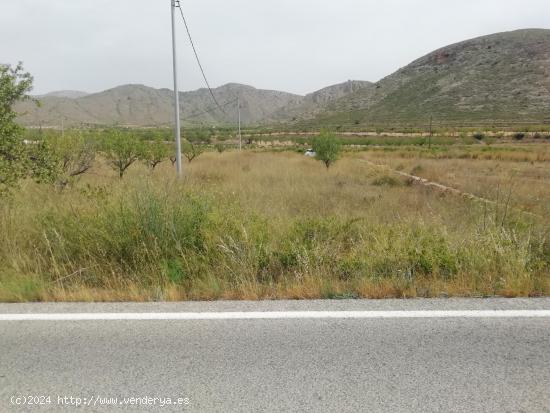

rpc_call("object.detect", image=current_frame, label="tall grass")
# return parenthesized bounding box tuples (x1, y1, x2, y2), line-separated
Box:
(0, 151, 548, 301)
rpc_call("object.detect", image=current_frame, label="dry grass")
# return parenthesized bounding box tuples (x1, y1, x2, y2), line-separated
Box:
(361, 144, 550, 216)
(1, 149, 549, 302)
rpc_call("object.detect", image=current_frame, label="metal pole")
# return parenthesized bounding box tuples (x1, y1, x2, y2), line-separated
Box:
(238, 95, 242, 151)
(171, 0, 182, 176)
(428, 115, 433, 149)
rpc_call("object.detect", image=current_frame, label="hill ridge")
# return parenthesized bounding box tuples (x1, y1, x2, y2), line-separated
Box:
(17, 28, 550, 128)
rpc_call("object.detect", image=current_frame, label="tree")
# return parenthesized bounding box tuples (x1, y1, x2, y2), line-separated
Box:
(30, 132, 96, 188)
(101, 129, 142, 178)
(182, 140, 204, 163)
(186, 128, 212, 145)
(142, 131, 170, 170)
(27, 138, 60, 185)
(0, 63, 34, 194)
(311, 130, 341, 169)
(170, 154, 178, 166)
(169, 147, 181, 166)
(58, 133, 96, 182)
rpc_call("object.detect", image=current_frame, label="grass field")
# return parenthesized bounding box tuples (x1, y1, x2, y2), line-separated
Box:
(0, 144, 549, 301)
(363, 144, 550, 217)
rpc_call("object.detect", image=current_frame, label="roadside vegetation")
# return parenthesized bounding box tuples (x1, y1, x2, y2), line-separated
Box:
(1, 148, 549, 302)
(1, 64, 549, 302)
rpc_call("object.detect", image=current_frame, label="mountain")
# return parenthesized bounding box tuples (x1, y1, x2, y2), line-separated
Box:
(273, 80, 373, 120)
(39, 90, 89, 99)
(301, 29, 550, 127)
(16, 81, 369, 128)
(16, 83, 304, 127)
(15, 29, 550, 128)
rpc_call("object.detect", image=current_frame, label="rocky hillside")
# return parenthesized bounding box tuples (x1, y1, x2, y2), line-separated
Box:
(16, 80, 371, 128)
(16, 83, 304, 127)
(304, 29, 550, 127)
(15, 29, 550, 128)
(273, 80, 373, 120)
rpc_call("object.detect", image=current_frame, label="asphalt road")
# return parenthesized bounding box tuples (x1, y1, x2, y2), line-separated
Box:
(1, 298, 549, 412)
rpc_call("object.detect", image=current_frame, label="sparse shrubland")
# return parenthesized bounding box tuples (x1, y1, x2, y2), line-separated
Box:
(1, 150, 548, 301)
(3, 58, 549, 302)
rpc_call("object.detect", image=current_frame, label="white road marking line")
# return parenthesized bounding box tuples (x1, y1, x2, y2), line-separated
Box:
(0, 310, 549, 321)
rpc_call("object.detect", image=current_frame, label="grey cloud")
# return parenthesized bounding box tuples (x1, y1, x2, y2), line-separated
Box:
(1, 0, 549, 95)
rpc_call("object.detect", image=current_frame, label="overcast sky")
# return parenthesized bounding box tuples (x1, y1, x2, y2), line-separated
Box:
(2, 0, 549, 96)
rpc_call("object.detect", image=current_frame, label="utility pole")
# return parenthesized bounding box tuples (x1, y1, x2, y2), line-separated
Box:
(237, 95, 242, 151)
(171, 0, 182, 176)
(429, 115, 433, 149)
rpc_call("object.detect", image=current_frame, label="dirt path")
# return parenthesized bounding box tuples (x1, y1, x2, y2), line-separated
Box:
(359, 159, 541, 218)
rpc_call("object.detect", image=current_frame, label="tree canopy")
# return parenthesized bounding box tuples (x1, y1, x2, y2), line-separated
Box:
(0, 63, 34, 194)
(312, 130, 341, 169)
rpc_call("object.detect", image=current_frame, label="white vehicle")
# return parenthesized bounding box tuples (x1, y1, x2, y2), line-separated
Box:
(304, 149, 316, 157)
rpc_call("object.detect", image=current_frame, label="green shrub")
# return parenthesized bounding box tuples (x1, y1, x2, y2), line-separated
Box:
(312, 130, 341, 169)
(371, 175, 403, 187)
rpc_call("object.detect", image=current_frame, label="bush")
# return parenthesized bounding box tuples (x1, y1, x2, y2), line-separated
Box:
(473, 132, 485, 140)
(513, 132, 526, 141)
(312, 130, 341, 169)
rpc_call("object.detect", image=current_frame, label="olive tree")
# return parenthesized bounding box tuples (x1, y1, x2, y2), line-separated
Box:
(311, 130, 341, 169)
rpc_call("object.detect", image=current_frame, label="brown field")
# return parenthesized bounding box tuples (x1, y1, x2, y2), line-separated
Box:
(363, 144, 550, 216)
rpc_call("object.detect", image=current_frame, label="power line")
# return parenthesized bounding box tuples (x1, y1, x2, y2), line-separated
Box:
(175, 1, 226, 114)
